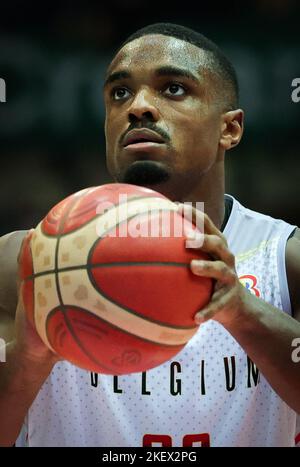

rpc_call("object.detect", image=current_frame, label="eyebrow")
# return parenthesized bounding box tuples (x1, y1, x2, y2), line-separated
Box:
(103, 65, 200, 88)
(154, 66, 199, 84)
(103, 70, 131, 88)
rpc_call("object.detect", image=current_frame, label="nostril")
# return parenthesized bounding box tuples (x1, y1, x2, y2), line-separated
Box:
(128, 111, 155, 124)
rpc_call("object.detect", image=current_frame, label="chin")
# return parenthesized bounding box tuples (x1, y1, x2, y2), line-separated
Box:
(120, 160, 171, 187)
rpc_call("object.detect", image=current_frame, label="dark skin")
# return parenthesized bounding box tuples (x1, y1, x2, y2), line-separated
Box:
(0, 34, 299, 447)
(104, 34, 300, 412)
(104, 35, 243, 226)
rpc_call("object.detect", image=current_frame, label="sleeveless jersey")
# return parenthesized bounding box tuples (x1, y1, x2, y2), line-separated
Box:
(16, 195, 298, 447)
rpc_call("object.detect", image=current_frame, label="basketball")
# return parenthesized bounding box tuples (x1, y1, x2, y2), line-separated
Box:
(19, 183, 213, 375)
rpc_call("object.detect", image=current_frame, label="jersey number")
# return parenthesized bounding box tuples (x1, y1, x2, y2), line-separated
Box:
(143, 433, 210, 447)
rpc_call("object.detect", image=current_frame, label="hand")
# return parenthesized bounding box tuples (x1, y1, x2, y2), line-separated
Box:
(15, 230, 61, 367)
(14, 295, 61, 367)
(178, 204, 249, 327)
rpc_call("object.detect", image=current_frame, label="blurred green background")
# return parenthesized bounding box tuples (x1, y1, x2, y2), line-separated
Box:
(0, 0, 299, 235)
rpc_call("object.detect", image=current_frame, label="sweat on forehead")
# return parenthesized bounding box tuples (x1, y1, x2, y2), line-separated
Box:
(107, 23, 239, 109)
(108, 34, 214, 76)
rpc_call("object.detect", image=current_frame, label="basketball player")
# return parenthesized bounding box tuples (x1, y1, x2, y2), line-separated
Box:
(0, 23, 299, 447)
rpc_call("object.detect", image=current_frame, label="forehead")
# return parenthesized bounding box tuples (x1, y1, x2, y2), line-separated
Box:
(108, 34, 210, 77)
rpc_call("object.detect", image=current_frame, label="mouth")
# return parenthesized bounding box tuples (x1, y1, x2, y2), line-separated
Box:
(124, 141, 164, 151)
(122, 129, 166, 149)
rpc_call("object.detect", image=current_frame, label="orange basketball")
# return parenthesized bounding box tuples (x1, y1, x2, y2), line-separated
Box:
(19, 183, 213, 375)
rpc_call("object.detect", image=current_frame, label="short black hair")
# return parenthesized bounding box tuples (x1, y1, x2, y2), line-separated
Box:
(117, 22, 239, 109)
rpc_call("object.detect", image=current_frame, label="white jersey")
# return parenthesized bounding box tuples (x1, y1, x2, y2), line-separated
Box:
(16, 195, 298, 447)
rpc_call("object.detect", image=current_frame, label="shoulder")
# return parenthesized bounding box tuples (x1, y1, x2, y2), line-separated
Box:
(0, 230, 28, 318)
(286, 227, 300, 321)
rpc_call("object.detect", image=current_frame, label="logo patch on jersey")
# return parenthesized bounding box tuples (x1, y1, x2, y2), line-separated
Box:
(239, 274, 260, 297)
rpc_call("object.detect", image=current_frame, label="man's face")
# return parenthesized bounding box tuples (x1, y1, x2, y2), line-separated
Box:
(104, 34, 225, 200)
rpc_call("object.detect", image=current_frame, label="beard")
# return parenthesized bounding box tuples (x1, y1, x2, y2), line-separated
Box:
(119, 160, 170, 186)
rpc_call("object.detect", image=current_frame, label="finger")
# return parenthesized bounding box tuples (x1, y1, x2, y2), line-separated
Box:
(17, 229, 34, 265)
(17, 229, 35, 292)
(195, 234, 235, 267)
(194, 288, 228, 323)
(190, 259, 236, 285)
(178, 203, 227, 244)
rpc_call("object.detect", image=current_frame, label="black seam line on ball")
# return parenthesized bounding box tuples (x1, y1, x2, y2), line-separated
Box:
(40, 194, 146, 237)
(24, 261, 191, 281)
(38, 194, 192, 367)
(82, 206, 192, 329)
(27, 259, 196, 330)
(40, 195, 172, 238)
(47, 304, 191, 349)
(86, 265, 197, 330)
(86, 206, 183, 263)
(53, 192, 111, 367)
(45, 306, 116, 373)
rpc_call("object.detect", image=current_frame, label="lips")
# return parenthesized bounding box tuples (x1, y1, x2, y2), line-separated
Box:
(122, 129, 165, 147)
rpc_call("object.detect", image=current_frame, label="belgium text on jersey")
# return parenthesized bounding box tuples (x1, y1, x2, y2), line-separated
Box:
(90, 356, 260, 396)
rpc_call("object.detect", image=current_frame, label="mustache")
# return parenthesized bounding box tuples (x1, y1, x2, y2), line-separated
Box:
(120, 121, 170, 146)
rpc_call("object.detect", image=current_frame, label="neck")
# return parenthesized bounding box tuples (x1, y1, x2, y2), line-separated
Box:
(158, 159, 225, 230)
(187, 161, 225, 230)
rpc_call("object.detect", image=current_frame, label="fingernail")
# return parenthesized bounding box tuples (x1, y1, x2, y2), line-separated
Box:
(191, 259, 203, 268)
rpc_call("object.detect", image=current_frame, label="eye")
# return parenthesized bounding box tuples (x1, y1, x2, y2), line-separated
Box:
(111, 87, 131, 101)
(164, 83, 186, 97)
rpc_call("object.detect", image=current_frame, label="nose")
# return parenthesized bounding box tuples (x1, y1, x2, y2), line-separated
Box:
(127, 88, 160, 123)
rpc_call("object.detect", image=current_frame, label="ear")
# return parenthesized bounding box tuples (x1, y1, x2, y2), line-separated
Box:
(219, 109, 244, 151)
